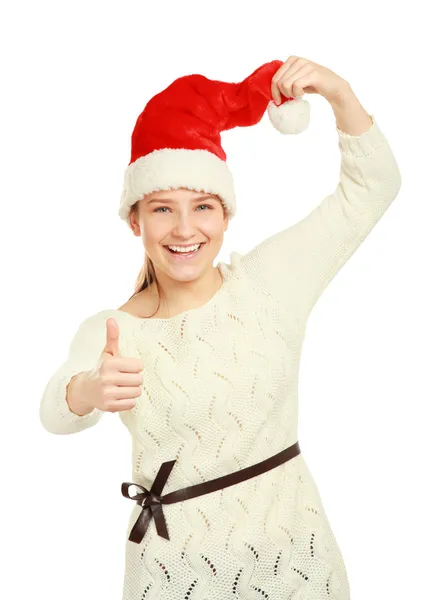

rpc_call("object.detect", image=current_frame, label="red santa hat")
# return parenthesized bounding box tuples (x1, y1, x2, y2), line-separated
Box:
(118, 59, 310, 226)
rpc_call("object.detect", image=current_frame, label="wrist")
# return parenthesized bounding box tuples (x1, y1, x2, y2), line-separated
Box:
(326, 80, 355, 107)
(328, 83, 373, 136)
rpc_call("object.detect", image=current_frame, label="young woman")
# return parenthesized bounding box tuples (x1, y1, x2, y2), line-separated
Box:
(40, 57, 401, 599)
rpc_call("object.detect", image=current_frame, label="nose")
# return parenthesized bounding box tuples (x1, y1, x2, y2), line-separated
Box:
(171, 214, 199, 237)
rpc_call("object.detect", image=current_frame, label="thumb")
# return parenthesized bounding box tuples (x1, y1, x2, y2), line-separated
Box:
(103, 318, 120, 358)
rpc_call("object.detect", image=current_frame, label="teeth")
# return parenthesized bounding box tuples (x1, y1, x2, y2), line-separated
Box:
(168, 244, 201, 253)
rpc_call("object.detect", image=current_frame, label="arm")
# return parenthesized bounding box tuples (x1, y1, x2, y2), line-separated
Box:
(240, 104, 402, 323)
(39, 311, 110, 435)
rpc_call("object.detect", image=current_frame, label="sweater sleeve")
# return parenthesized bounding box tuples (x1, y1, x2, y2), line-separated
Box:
(39, 311, 111, 435)
(239, 115, 402, 322)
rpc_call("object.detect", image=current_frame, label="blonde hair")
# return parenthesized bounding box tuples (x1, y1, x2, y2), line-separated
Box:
(126, 202, 163, 318)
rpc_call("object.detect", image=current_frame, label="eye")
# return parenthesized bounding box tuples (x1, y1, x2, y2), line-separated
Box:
(153, 204, 212, 213)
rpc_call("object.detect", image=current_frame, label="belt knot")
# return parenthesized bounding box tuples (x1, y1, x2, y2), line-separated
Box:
(121, 459, 177, 544)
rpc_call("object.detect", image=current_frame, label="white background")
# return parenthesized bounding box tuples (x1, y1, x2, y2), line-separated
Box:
(1, 0, 421, 598)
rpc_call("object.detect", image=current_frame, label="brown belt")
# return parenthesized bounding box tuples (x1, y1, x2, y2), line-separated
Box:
(121, 440, 300, 544)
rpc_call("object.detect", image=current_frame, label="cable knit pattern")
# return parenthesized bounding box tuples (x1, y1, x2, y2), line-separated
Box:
(40, 115, 401, 599)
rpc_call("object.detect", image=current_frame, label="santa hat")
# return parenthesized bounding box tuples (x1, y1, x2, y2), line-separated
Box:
(118, 59, 310, 226)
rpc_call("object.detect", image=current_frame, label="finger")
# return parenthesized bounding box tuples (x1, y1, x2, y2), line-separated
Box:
(113, 386, 143, 400)
(103, 318, 120, 357)
(271, 77, 282, 105)
(291, 72, 318, 96)
(271, 56, 298, 104)
(106, 399, 138, 413)
(274, 55, 298, 80)
(275, 60, 310, 98)
(110, 356, 144, 373)
(110, 371, 143, 386)
(280, 64, 314, 97)
(277, 61, 304, 87)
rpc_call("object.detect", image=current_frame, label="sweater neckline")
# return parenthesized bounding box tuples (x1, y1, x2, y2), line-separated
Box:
(106, 261, 230, 325)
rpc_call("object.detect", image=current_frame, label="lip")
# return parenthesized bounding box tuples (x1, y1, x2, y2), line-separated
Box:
(164, 242, 205, 260)
(164, 243, 205, 247)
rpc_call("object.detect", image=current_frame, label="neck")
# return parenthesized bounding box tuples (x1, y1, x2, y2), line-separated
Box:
(150, 266, 223, 314)
(155, 267, 223, 312)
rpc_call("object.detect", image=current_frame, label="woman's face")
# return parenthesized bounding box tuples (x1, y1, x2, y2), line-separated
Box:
(130, 187, 229, 282)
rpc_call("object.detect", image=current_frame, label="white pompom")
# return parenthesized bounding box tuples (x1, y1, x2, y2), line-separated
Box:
(267, 96, 310, 134)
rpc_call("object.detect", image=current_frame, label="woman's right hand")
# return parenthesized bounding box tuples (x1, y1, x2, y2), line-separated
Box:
(67, 318, 144, 415)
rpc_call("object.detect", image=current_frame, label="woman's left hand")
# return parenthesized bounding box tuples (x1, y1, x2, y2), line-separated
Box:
(271, 56, 350, 105)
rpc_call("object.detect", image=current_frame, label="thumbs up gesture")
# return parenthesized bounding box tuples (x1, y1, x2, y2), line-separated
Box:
(70, 318, 144, 414)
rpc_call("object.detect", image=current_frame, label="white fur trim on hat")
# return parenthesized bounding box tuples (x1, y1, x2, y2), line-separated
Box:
(118, 149, 236, 227)
(267, 96, 311, 134)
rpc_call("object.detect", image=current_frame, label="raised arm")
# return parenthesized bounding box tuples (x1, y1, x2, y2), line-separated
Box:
(240, 101, 401, 322)
(39, 311, 110, 435)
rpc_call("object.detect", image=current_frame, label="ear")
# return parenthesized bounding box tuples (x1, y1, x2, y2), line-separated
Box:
(129, 202, 142, 236)
(220, 201, 229, 232)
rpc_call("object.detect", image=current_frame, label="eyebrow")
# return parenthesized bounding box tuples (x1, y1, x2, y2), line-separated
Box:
(146, 194, 218, 205)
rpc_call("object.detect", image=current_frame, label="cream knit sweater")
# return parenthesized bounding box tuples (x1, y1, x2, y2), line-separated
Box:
(40, 116, 401, 600)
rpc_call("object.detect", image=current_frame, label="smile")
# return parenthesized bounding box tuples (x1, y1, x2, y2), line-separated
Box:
(164, 243, 205, 259)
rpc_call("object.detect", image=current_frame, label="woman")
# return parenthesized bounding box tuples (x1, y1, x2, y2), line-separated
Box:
(40, 57, 401, 599)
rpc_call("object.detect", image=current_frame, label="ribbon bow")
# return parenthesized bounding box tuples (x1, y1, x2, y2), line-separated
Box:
(121, 459, 177, 544)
